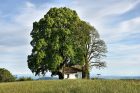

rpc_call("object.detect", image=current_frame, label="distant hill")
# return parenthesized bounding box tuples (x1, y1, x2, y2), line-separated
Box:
(14, 74, 58, 80)
(92, 76, 140, 79)
(15, 74, 140, 80)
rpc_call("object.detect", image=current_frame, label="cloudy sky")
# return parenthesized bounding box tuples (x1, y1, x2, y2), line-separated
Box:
(0, 0, 140, 76)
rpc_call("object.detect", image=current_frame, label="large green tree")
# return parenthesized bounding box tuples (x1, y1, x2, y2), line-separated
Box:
(82, 27, 107, 79)
(27, 7, 107, 79)
(28, 7, 85, 79)
(71, 21, 107, 79)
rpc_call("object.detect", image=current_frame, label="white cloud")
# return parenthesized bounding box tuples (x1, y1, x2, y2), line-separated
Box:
(103, 17, 140, 44)
(26, 1, 35, 8)
(94, 0, 139, 17)
(120, 17, 140, 32)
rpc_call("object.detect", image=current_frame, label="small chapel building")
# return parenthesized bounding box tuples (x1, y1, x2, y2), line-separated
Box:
(63, 67, 82, 79)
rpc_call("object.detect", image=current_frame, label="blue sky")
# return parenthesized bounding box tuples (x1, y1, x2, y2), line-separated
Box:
(0, 0, 140, 76)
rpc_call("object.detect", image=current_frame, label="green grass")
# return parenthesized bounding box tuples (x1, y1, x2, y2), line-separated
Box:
(0, 80, 140, 93)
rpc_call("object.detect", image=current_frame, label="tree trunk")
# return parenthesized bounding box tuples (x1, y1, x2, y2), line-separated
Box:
(82, 67, 86, 78)
(82, 66, 89, 79)
(82, 57, 90, 79)
(58, 72, 64, 79)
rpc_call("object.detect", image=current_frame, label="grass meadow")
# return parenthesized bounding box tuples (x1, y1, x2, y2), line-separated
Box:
(0, 80, 139, 93)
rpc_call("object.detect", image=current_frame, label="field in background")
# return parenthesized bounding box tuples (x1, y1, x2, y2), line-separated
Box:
(0, 80, 139, 93)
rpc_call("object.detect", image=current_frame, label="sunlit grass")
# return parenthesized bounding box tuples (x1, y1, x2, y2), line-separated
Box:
(0, 80, 139, 93)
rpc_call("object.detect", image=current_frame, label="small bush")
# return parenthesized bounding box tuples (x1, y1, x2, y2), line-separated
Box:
(17, 77, 33, 81)
(0, 68, 15, 82)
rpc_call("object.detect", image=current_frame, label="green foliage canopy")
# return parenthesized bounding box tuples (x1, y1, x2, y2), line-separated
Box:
(28, 7, 86, 75)
(27, 7, 107, 78)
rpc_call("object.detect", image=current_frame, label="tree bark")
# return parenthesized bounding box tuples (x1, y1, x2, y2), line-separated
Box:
(58, 72, 64, 79)
(82, 66, 89, 79)
(82, 57, 90, 79)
